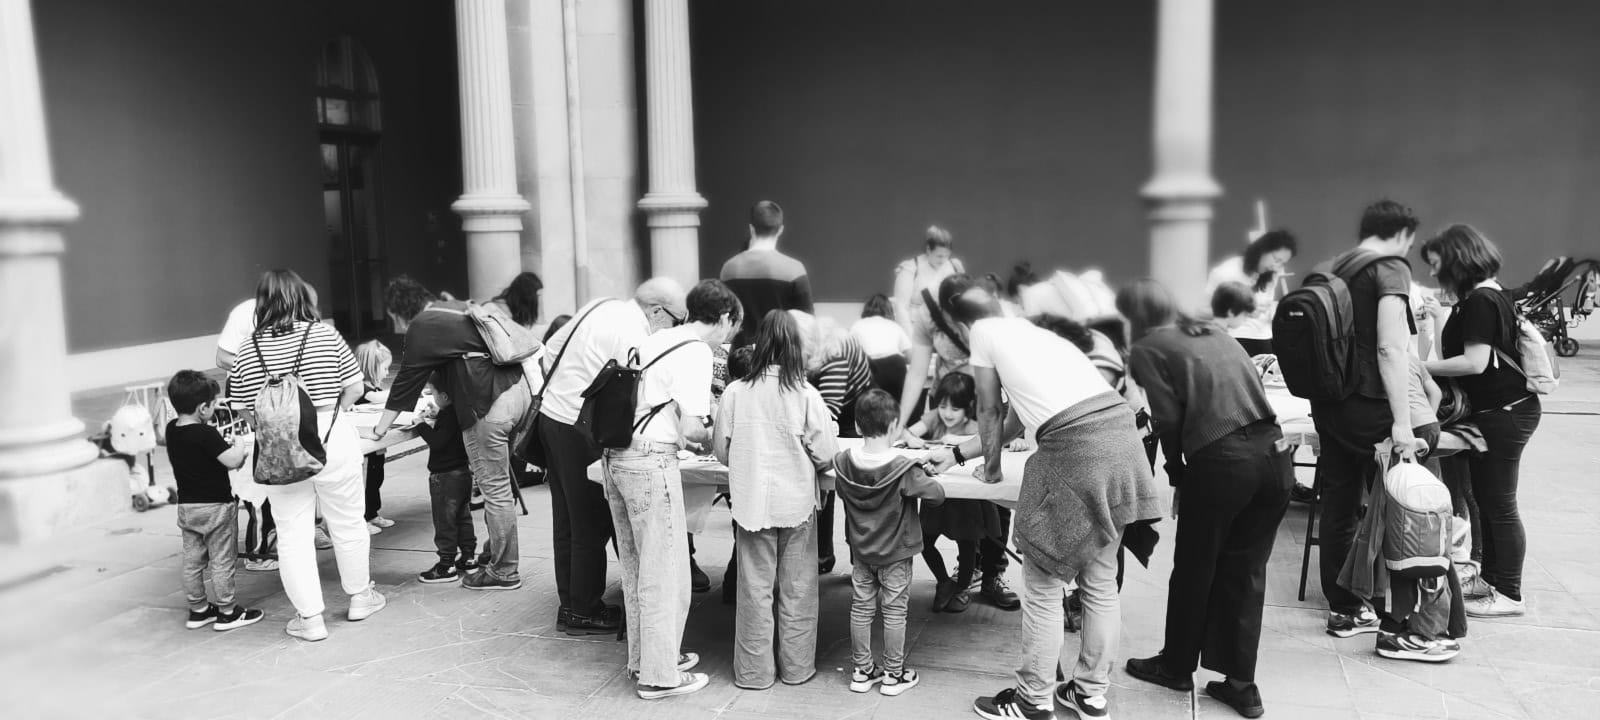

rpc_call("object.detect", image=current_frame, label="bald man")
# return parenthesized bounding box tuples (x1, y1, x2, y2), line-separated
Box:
(536, 277, 689, 635)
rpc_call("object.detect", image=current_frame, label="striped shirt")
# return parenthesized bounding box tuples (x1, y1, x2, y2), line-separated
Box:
(227, 321, 361, 410)
(809, 338, 874, 421)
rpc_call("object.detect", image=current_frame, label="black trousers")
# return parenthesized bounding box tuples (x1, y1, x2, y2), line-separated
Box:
(363, 450, 385, 521)
(538, 416, 610, 615)
(429, 467, 477, 563)
(1164, 420, 1291, 682)
(978, 506, 1012, 577)
(1471, 397, 1540, 600)
(1310, 395, 1393, 615)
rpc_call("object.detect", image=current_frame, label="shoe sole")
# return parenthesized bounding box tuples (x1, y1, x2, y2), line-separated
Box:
(1377, 647, 1458, 663)
(849, 679, 883, 693)
(461, 581, 523, 591)
(1465, 609, 1524, 619)
(1125, 664, 1194, 692)
(1204, 688, 1263, 719)
(972, 700, 1047, 720)
(215, 614, 263, 631)
(417, 574, 460, 584)
(185, 619, 216, 630)
(637, 673, 709, 700)
(1057, 689, 1110, 720)
(565, 626, 621, 636)
(1326, 625, 1380, 638)
(880, 677, 918, 696)
(349, 600, 387, 622)
(286, 628, 328, 642)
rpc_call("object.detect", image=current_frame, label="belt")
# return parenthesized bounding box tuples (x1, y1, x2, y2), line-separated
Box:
(610, 439, 680, 455)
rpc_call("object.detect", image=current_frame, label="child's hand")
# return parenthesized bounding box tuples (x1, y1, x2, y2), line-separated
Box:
(1006, 437, 1035, 452)
(902, 434, 927, 450)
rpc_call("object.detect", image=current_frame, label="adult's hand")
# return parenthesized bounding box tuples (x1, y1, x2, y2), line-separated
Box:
(979, 461, 1002, 485)
(927, 447, 958, 473)
(1390, 423, 1421, 462)
(358, 427, 383, 441)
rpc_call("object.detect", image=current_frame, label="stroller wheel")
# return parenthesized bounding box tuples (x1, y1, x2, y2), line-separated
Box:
(1556, 337, 1579, 357)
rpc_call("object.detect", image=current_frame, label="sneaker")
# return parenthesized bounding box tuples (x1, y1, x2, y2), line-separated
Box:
(185, 605, 220, 629)
(1290, 483, 1317, 504)
(819, 555, 837, 575)
(981, 577, 1021, 611)
(677, 652, 700, 672)
(1204, 680, 1264, 719)
(348, 584, 387, 621)
(368, 515, 395, 528)
(286, 613, 328, 642)
(461, 570, 522, 591)
(244, 558, 279, 572)
(1125, 655, 1193, 691)
(366, 523, 382, 535)
(566, 605, 622, 636)
(690, 557, 711, 593)
(314, 526, 333, 550)
(932, 580, 957, 612)
(418, 562, 460, 584)
(880, 668, 919, 697)
(1056, 681, 1109, 719)
(1376, 631, 1460, 663)
(1466, 588, 1526, 618)
(637, 671, 709, 700)
(1458, 566, 1493, 599)
(457, 553, 480, 573)
(850, 664, 885, 693)
(1326, 607, 1380, 637)
(946, 588, 972, 613)
(214, 607, 264, 631)
(974, 687, 1052, 720)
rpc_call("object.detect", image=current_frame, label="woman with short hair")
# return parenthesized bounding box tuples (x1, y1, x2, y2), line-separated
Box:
(1207, 230, 1299, 354)
(892, 225, 966, 328)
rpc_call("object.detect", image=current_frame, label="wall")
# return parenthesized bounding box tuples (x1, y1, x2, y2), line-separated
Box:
(37, 0, 464, 353)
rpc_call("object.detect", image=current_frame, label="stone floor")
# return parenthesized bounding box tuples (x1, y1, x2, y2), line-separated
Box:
(5, 356, 1599, 719)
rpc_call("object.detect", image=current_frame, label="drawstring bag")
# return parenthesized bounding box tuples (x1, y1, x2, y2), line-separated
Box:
(250, 325, 339, 485)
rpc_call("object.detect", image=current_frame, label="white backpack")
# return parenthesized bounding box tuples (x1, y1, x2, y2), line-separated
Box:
(1378, 450, 1453, 581)
(1495, 313, 1559, 395)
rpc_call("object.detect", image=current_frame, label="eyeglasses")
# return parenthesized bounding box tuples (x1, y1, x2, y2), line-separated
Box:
(658, 306, 685, 326)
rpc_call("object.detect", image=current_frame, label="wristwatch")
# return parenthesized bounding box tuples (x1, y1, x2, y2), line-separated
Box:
(952, 445, 967, 465)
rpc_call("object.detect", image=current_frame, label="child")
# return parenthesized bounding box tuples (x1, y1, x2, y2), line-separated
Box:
(414, 382, 478, 583)
(164, 370, 263, 631)
(1211, 281, 1271, 356)
(354, 341, 393, 533)
(833, 389, 946, 695)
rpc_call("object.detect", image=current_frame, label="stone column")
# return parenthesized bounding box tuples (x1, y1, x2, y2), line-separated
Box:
(1141, 0, 1222, 310)
(453, 0, 531, 301)
(636, 0, 707, 289)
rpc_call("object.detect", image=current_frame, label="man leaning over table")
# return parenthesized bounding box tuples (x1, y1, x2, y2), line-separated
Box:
(926, 283, 1161, 720)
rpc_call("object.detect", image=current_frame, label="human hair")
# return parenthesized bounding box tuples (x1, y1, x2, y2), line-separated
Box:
(1116, 279, 1214, 340)
(853, 389, 900, 438)
(861, 293, 895, 320)
(384, 275, 436, 323)
(925, 225, 953, 251)
(1029, 314, 1097, 354)
(1006, 262, 1039, 299)
(1421, 224, 1503, 300)
(929, 372, 976, 418)
(727, 344, 755, 380)
(354, 340, 392, 388)
(253, 269, 319, 334)
(1210, 281, 1257, 319)
(1358, 199, 1419, 241)
(1243, 229, 1298, 292)
(937, 273, 991, 326)
(743, 310, 808, 391)
(542, 314, 572, 343)
(166, 369, 220, 415)
(495, 272, 544, 326)
(750, 200, 784, 237)
(687, 279, 743, 327)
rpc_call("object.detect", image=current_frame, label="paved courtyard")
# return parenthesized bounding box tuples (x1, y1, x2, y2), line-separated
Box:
(3, 357, 1598, 719)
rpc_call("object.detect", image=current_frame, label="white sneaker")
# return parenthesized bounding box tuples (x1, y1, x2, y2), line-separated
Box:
(348, 584, 387, 621)
(367, 523, 382, 535)
(637, 672, 709, 700)
(368, 516, 395, 528)
(314, 526, 334, 550)
(1466, 588, 1526, 618)
(286, 613, 328, 642)
(244, 558, 279, 572)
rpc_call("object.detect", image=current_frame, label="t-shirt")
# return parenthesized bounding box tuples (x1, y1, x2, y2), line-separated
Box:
(217, 299, 256, 359)
(721, 248, 814, 348)
(967, 316, 1112, 432)
(850, 316, 912, 359)
(1405, 355, 1436, 430)
(1337, 250, 1416, 400)
(164, 421, 234, 504)
(634, 326, 713, 445)
(416, 402, 469, 474)
(1442, 286, 1527, 410)
(227, 321, 362, 409)
(540, 298, 652, 425)
(1207, 257, 1275, 341)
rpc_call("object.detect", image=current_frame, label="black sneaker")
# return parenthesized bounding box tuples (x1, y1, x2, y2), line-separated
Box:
(981, 577, 1021, 611)
(460, 570, 522, 591)
(1125, 655, 1194, 691)
(214, 607, 264, 631)
(932, 580, 957, 612)
(1056, 681, 1110, 719)
(185, 605, 220, 630)
(418, 562, 460, 584)
(1326, 607, 1380, 638)
(690, 557, 710, 593)
(974, 688, 1052, 720)
(566, 605, 622, 636)
(1205, 680, 1264, 718)
(1290, 483, 1317, 504)
(456, 553, 480, 573)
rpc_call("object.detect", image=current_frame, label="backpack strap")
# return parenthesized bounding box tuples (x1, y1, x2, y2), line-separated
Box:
(289, 323, 315, 377)
(921, 288, 970, 356)
(534, 298, 617, 405)
(1329, 250, 1402, 285)
(630, 339, 704, 433)
(248, 322, 314, 380)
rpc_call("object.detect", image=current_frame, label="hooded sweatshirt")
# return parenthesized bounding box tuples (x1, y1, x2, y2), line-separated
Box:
(832, 449, 947, 566)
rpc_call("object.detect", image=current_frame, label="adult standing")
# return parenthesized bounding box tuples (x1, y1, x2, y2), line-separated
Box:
(364, 275, 534, 592)
(227, 269, 383, 641)
(721, 201, 813, 348)
(1423, 225, 1541, 618)
(927, 282, 1161, 720)
(1119, 280, 1290, 719)
(537, 278, 689, 635)
(1207, 230, 1298, 356)
(891, 225, 965, 331)
(850, 294, 911, 403)
(791, 311, 875, 574)
(216, 288, 277, 571)
(604, 280, 739, 700)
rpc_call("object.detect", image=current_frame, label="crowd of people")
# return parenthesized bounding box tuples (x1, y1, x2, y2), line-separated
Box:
(158, 198, 1542, 719)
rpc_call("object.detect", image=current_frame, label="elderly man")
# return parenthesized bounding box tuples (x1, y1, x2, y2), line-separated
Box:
(536, 278, 689, 636)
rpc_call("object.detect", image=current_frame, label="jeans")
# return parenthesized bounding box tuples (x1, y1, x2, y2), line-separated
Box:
(177, 502, 240, 612)
(604, 444, 692, 688)
(1471, 396, 1541, 600)
(265, 411, 370, 617)
(364, 450, 385, 521)
(461, 382, 533, 583)
(850, 558, 913, 673)
(735, 513, 819, 689)
(539, 414, 610, 615)
(429, 467, 477, 564)
(1016, 533, 1121, 707)
(1164, 421, 1291, 681)
(1310, 394, 1393, 615)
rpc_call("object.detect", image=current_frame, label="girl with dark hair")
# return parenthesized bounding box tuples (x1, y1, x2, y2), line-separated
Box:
(1116, 279, 1291, 717)
(713, 310, 839, 689)
(1423, 224, 1539, 619)
(1208, 230, 1299, 353)
(496, 272, 544, 327)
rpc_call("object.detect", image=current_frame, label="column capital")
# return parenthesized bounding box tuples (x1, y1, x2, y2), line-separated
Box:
(638, 191, 707, 228)
(0, 190, 79, 231)
(1140, 174, 1223, 204)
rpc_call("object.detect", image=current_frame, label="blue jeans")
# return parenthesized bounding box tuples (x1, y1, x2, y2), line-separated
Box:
(604, 444, 692, 687)
(428, 468, 476, 564)
(177, 502, 239, 612)
(734, 513, 819, 689)
(461, 382, 533, 582)
(850, 557, 913, 673)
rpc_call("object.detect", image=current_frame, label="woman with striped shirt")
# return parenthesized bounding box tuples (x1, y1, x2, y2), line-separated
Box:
(227, 269, 383, 642)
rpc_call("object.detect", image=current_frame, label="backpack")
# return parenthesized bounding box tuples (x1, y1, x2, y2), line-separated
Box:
(250, 325, 339, 485)
(1377, 450, 1453, 581)
(514, 298, 615, 465)
(465, 300, 542, 365)
(1487, 293, 1559, 395)
(1271, 251, 1389, 401)
(575, 340, 701, 450)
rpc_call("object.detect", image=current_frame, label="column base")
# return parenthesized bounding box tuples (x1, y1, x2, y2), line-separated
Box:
(0, 457, 129, 544)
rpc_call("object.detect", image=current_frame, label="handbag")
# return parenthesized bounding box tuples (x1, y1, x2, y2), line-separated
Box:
(514, 298, 615, 465)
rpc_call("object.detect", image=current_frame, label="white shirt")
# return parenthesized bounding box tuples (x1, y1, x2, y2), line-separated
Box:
(967, 316, 1112, 432)
(849, 316, 911, 359)
(539, 298, 651, 425)
(217, 299, 256, 357)
(1207, 256, 1275, 340)
(634, 326, 712, 445)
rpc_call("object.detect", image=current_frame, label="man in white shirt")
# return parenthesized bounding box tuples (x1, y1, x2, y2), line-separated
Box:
(603, 280, 740, 700)
(536, 277, 687, 636)
(215, 299, 257, 370)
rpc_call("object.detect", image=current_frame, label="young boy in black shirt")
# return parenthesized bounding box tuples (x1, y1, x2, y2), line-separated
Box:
(164, 370, 262, 631)
(415, 384, 478, 583)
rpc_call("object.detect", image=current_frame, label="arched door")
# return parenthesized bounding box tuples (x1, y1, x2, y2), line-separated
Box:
(316, 36, 385, 340)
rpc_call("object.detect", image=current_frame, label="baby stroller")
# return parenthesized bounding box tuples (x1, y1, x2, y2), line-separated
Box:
(1511, 256, 1600, 357)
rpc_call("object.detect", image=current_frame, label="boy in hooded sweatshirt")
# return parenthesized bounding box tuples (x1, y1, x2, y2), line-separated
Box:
(832, 389, 947, 697)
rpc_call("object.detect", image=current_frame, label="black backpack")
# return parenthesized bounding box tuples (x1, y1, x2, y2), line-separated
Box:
(1271, 251, 1388, 401)
(575, 340, 701, 449)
